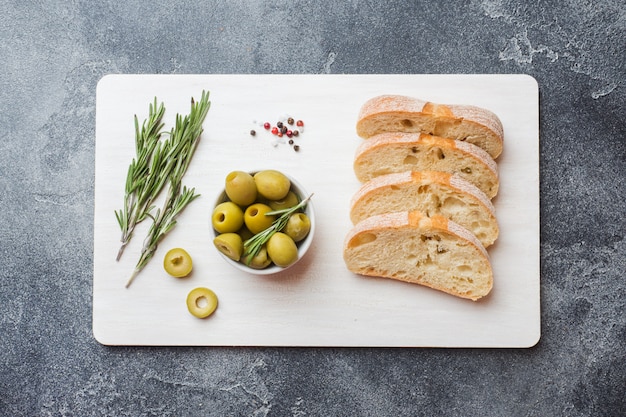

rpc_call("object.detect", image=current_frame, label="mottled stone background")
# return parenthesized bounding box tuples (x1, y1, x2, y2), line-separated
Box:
(1, 1, 624, 416)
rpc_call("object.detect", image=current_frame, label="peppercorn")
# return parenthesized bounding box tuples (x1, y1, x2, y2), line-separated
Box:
(250, 130, 256, 136)
(296, 120, 304, 127)
(293, 145, 300, 152)
(277, 121, 283, 129)
(286, 130, 293, 138)
(287, 117, 294, 125)
(280, 126, 287, 134)
(263, 122, 270, 130)
(288, 139, 294, 145)
(271, 127, 278, 135)
(292, 130, 299, 137)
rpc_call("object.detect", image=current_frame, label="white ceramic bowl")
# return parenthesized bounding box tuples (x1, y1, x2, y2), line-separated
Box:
(211, 171, 315, 275)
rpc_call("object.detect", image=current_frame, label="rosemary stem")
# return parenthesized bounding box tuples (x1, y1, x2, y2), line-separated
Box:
(125, 269, 139, 289)
(116, 243, 127, 262)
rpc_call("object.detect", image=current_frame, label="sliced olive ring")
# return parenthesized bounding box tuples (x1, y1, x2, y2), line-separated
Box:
(186, 287, 218, 318)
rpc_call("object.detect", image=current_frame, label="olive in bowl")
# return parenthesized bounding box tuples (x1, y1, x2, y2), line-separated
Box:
(211, 170, 314, 275)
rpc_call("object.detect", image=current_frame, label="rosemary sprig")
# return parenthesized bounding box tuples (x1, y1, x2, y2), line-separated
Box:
(125, 184, 199, 288)
(115, 98, 166, 260)
(242, 194, 313, 265)
(124, 90, 211, 288)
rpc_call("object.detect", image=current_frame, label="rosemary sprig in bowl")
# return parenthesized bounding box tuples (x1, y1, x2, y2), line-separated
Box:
(242, 194, 313, 265)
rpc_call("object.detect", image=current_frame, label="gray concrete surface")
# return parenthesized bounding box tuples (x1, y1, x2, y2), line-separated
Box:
(1, 1, 624, 416)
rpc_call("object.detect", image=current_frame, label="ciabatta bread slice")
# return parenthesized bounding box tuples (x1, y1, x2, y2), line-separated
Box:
(353, 132, 499, 198)
(356, 94, 504, 159)
(343, 211, 493, 301)
(350, 171, 498, 247)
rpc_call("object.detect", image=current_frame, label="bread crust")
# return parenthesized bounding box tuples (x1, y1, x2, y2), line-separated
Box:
(349, 171, 498, 246)
(356, 95, 504, 159)
(343, 210, 493, 301)
(353, 132, 499, 198)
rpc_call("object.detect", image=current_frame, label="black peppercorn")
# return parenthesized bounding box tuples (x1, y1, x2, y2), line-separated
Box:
(293, 145, 300, 152)
(287, 117, 294, 125)
(277, 121, 283, 129)
(250, 130, 256, 136)
(292, 130, 299, 137)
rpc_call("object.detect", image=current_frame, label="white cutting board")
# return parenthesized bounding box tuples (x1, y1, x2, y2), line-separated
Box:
(93, 74, 540, 347)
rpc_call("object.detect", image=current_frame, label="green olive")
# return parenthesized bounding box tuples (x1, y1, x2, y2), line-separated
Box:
(224, 171, 257, 206)
(213, 233, 243, 261)
(268, 191, 299, 211)
(244, 203, 276, 234)
(254, 170, 291, 200)
(244, 245, 272, 269)
(267, 232, 298, 267)
(284, 212, 311, 242)
(163, 247, 193, 278)
(212, 201, 244, 233)
(186, 287, 218, 318)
